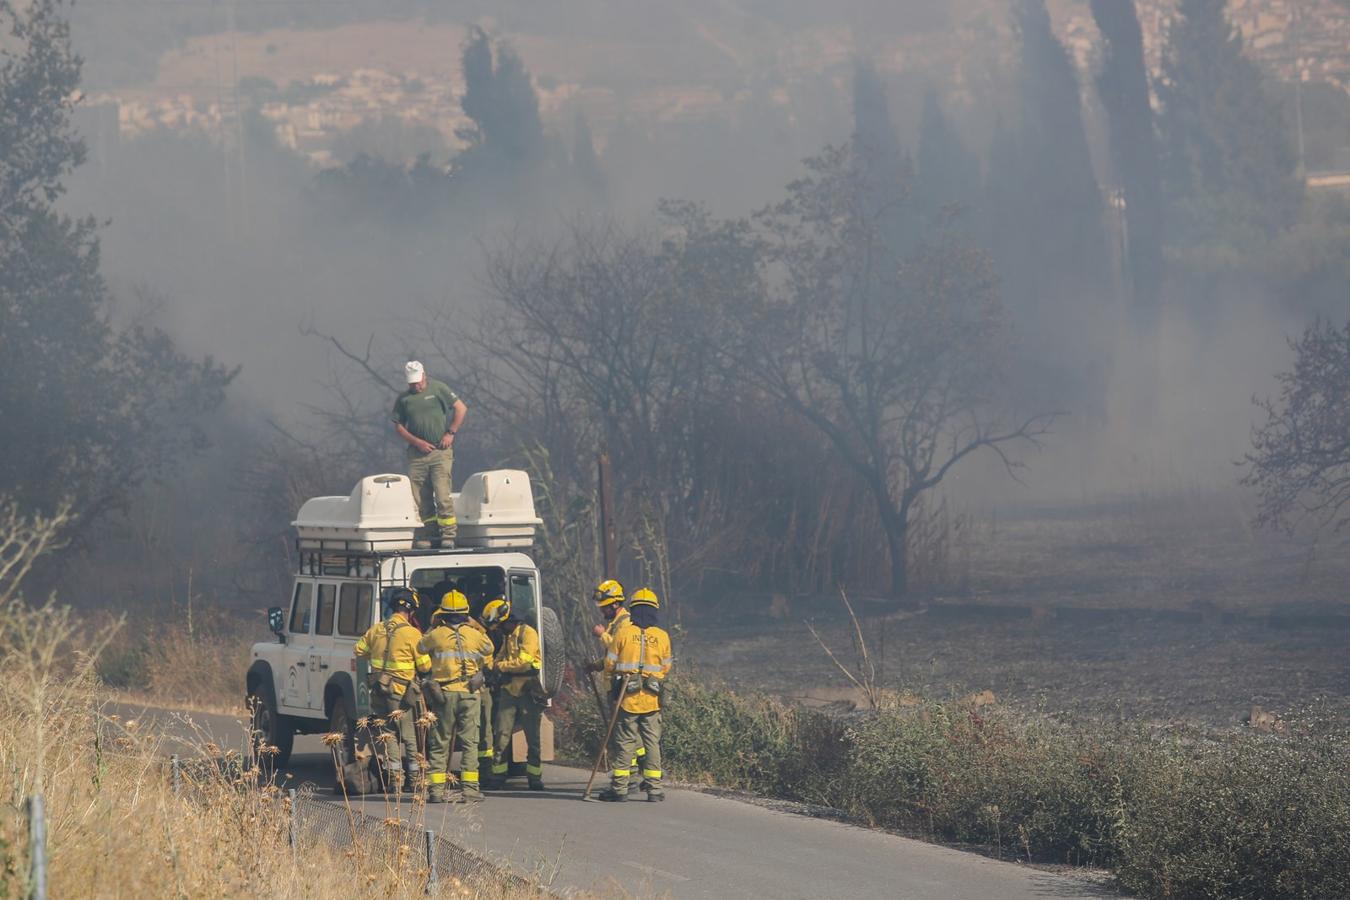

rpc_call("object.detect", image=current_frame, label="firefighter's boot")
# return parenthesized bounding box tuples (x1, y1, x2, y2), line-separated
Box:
(597, 787, 627, 802)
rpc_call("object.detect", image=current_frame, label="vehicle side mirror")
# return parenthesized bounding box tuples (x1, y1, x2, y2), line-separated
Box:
(267, 606, 286, 642)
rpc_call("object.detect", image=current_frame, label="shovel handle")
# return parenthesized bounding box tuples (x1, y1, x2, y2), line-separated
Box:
(582, 674, 629, 799)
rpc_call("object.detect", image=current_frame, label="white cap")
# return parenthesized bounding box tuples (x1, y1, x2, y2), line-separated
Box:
(405, 360, 425, 383)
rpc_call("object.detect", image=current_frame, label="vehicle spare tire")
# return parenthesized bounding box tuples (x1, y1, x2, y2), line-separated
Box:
(539, 605, 565, 696)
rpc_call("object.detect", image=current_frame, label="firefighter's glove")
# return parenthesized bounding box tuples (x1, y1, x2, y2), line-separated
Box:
(468, 671, 486, 692)
(583, 659, 604, 674)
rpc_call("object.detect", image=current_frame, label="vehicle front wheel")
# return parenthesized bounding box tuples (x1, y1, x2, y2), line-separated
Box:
(248, 686, 294, 770)
(328, 699, 377, 794)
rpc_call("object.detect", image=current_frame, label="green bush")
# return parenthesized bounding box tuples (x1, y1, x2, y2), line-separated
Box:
(835, 703, 1127, 865)
(559, 677, 1350, 898)
(1114, 725, 1350, 899)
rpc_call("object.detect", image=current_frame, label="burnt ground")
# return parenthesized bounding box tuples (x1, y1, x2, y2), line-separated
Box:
(677, 492, 1350, 726)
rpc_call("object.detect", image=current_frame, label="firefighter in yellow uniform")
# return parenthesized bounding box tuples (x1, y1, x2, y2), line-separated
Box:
(416, 590, 495, 802)
(599, 588, 672, 802)
(482, 598, 546, 790)
(436, 578, 497, 776)
(586, 579, 649, 790)
(468, 609, 498, 780)
(353, 587, 431, 792)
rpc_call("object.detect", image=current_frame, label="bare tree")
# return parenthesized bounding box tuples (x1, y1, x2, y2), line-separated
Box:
(742, 144, 1056, 600)
(0, 500, 71, 605)
(1244, 319, 1350, 532)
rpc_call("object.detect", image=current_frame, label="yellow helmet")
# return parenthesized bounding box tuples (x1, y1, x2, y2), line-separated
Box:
(593, 579, 624, 608)
(481, 597, 511, 626)
(436, 589, 470, 616)
(630, 588, 659, 609)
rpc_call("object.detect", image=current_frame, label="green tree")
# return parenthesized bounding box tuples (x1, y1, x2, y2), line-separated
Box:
(571, 110, 606, 198)
(455, 27, 549, 176)
(1091, 0, 1165, 315)
(0, 0, 235, 522)
(851, 60, 917, 254)
(1157, 0, 1302, 251)
(1008, 0, 1110, 300)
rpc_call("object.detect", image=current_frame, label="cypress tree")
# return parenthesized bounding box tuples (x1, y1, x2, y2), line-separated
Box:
(1011, 0, 1110, 300)
(1091, 0, 1165, 315)
(915, 87, 981, 226)
(1157, 0, 1302, 250)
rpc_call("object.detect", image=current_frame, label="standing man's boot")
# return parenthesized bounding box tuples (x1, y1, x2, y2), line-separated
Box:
(528, 774, 545, 791)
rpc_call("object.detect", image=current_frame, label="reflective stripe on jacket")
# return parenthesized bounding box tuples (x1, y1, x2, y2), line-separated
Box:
(603, 621, 673, 714)
(494, 622, 541, 697)
(354, 612, 429, 696)
(417, 622, 495, 691)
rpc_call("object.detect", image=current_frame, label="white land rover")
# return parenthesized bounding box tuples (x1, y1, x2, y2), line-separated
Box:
(245, 469, 563, 772)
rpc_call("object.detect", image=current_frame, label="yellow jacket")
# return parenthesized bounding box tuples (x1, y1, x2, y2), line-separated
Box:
(417, 620, 495, 692)
(604, 621, 672, 714)
(354, 612, 429, 697)
(494, 622, 541, 697)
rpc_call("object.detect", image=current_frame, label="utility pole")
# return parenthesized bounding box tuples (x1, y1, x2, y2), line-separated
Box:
(597, 453, 617, 580)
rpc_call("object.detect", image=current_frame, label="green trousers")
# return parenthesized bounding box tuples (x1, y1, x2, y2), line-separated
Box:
(476, 688, 496, 770)
(371, 687, 421, 785)
(491, 690, 543, 779)
(408, 447, 456, 541)
(610, 709, 662, 795)
(426, 689, 481, 798)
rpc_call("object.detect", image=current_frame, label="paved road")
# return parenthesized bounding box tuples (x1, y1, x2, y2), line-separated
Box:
(118, 702, 1119, 899)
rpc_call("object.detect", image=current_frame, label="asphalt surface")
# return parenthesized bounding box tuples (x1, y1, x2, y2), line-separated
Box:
(117, 702, 1120, 899)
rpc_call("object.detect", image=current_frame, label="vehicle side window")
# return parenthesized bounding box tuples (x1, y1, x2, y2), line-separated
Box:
(315, 584, 337, 636)
(289, 582, 313, 634)
(337, 583, 373, 637)
(508, 572, 537, 622)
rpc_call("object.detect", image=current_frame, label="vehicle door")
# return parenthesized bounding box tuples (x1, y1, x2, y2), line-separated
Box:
(308, 582, 338, 710)
(507, 568, 542, 690)
(282, 580, 314, 710)
(336, 581, 376, 717)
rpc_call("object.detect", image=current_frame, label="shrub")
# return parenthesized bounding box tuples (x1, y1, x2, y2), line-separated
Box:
(836, 702, 1128, 864)
(559, 675, 1350, 898)
(1114, 722, 1350, 899)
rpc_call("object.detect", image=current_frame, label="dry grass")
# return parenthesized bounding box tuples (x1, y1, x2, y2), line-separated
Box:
(0, 599, 535, 898)
(96, 607, 255, 714)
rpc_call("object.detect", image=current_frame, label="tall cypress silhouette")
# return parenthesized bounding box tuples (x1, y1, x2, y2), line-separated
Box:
(1091, 0, 1165, 317)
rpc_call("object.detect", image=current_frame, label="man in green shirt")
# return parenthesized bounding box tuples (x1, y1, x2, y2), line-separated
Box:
(392, 361, 468, 548)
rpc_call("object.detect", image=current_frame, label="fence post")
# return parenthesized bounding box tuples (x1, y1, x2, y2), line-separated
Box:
(170, 754, 181, 797)
(288, 788, 298, 854)
(424, 829, 437, 894)
(28, 795, 46, 900)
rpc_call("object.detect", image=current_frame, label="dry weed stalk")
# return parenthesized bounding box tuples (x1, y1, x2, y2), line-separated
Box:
(804, 588, 880, 710)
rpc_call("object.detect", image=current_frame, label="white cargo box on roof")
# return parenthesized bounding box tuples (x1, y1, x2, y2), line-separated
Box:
(292, 469, 541, 550)
(455, 470, 543, 548)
